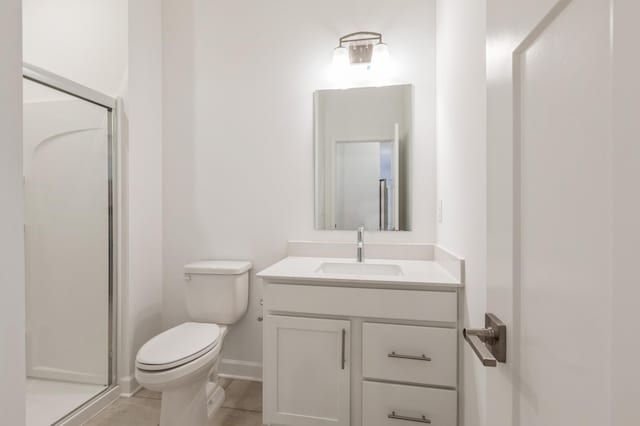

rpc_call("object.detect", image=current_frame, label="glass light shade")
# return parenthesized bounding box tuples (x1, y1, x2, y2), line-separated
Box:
(371, 42, 390, 70)
(332, 46, 350, 70)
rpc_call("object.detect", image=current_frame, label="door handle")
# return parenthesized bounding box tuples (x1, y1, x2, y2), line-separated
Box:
(463, 313, 506, 367)
(341, 329, 346, 370)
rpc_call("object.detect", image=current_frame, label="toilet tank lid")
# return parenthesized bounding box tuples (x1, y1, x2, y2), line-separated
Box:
(184, 260, 252, 275)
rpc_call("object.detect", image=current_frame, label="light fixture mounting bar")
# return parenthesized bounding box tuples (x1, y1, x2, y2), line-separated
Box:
(338, 31, 383, 48)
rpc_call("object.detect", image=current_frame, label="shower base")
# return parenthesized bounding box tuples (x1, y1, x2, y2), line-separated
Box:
(26, 378, 106, 426)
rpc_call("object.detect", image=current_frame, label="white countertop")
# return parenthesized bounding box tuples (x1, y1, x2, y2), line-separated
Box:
(257, 256, 463, 289)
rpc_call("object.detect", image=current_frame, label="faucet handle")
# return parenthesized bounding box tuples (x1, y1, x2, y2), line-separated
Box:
(357, 225, 365, 239)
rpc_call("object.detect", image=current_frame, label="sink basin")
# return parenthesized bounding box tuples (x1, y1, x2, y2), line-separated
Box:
(315, 262, 403, 276)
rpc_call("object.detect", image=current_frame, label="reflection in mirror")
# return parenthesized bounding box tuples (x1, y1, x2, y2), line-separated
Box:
(314, 84, 412, 231)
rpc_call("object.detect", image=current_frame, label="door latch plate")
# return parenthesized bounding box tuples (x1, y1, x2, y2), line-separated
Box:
(484, 313, 506, 363)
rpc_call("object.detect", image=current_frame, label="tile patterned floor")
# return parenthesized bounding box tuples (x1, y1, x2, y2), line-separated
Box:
(84, 379, 263, 426)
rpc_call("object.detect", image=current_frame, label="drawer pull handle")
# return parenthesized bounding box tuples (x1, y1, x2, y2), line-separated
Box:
(388, 411, 431, 424)
(388, 351, 432, 362)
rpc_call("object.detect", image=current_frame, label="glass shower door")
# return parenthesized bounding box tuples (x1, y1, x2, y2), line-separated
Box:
(23, 75, 114, 425)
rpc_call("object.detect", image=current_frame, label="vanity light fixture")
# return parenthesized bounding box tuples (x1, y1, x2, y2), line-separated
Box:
(332, 31, 390, 70)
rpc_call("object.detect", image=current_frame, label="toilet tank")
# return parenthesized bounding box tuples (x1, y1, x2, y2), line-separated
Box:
(183, 260, 251, 324)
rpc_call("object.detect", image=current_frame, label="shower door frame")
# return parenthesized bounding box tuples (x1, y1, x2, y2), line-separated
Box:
(22, 63, 119, 423)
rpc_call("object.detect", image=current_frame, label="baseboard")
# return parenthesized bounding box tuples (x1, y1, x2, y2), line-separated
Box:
(118, 375, 140, 397)
(219, 358, 262, 382)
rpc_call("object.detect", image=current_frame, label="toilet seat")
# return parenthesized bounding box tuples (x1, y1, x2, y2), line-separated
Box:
(136, 322, 221, 371)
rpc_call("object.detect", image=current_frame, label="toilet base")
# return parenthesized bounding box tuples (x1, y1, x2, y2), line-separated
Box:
(159, 378, 206, 426)
(207, 382, 226, 418)
(158, 379, 226, 426)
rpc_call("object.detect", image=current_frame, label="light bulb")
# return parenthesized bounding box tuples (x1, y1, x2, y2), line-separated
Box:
(371, 42, 390, 71)
(332, 46, 350, 70)
(331, 46, 351, 84)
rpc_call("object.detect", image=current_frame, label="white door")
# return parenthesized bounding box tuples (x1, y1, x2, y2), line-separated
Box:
(263, 315, 350, 426)
(482, 0, 620, 425)
(335, 141, 381, 230)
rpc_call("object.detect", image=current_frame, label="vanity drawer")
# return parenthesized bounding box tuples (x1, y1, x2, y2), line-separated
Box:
(363, 323, 457, 387)
(264, 284, 457, 323)
(363, 381, 457, 426)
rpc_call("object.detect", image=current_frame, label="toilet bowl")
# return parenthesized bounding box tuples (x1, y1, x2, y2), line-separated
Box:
(135, 260, 251, 426)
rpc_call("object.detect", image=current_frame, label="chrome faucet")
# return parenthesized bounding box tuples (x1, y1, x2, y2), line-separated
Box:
(356, 225, 365, 263)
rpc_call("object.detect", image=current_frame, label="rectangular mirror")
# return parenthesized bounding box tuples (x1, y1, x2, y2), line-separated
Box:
(314, 84, 413, 231)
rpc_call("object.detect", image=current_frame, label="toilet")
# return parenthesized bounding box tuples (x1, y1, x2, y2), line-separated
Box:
(135, 260, 251, 426)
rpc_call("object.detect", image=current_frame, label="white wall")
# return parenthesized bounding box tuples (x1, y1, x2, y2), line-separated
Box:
(0, 0, 25, 423)
(22, 0, 128, 95)
(435, 2, 487, 426)
(162, 0, 436, 373)
(120, 0, 164, 393)
(612, 0, 640, 423)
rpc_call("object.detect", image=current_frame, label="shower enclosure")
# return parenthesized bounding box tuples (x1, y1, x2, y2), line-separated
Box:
(22, 64, 117, 425)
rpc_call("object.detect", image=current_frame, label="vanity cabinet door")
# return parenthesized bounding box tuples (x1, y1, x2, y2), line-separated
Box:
(263, 315, 350, 426)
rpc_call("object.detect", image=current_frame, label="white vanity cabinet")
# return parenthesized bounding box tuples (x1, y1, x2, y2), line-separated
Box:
(263, 315, 351, 426)
(259, 252, 463, 426)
